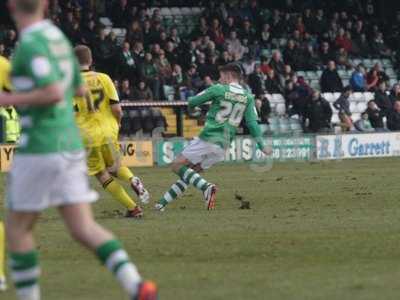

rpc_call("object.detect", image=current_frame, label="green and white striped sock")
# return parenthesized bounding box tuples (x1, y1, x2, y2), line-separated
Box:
(10, 251, 41, 300)
(178, 166, 209, 192)
(159, 179, 188, 206)
(96, 239, 141, 297)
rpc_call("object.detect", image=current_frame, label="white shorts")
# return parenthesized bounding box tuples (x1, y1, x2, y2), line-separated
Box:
(7, 151, 98, 212)
(181, 138, 225, 169)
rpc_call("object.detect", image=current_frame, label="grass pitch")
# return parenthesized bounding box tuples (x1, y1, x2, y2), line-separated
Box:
(1, 158, 400, 300)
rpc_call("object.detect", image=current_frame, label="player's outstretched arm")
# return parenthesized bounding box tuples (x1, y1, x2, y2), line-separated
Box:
(188, 85, 218, 109)
(0, 83, 63, 106)
(245, 96, 271, 155)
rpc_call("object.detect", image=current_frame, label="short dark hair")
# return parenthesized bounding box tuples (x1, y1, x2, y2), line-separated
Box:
(219, 63, 243, 78)
(15, 0, 41, 14)
(74, 45, 92, 66)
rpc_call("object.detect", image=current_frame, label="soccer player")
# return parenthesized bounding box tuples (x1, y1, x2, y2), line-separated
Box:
(1, 1, 157, 299)
(155, 63, 271, 211)
(74, 45, 149, 218)
(0, 54, 12, 292)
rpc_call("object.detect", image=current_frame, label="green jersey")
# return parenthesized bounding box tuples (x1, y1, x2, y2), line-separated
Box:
(11, 20, 83, 154)
(188, 83, 264, 149)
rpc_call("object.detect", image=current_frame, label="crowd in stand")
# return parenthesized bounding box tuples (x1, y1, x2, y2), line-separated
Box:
(1, 0, 400, 134)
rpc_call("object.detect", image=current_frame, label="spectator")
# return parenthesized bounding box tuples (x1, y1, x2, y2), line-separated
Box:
(265, 69, 283, 94)
(171, 64, 184, 85)
(335, 28, 352, 52)
(208, 18, 225, 46)
(164, 41, 179, 66)
(319, 42, 334, 65)
(225, 30, 245, 59)
(352, 33, 372, 57)
(259, 23, 272, 48)
(118, 41, 137, 81)
(354, 112, 374, 132)
(259, 56, 272, 75)
(217, 50, 233, 66)
(390, 84, 400, 105)
(169, 27, 181, 48)
(320, 61, 343, 93)
(239, 19, 256, 44)
(306, 90, 332, 133)
(182, 64, 202, 99)
(93, 28, 116, 74)
(365, 100, 385, 131)
(132, 41, 145, 66)
(132, 81, 153, 101)
(301, 45, 321, 71)
(335, 47, 352, 69)
(334, 86, 353, 131)
(269, 50, 285, 78)
(283, 39, 301, 70)
(110, 0, 130, 27)
(127, 20, 143, 43)
(255, 97, 271, 124)
(141, 52, 161, 100)
(154, 49, 173, 84)
(248, 63, 266, 98)
(285, 79, 310, 122)
(387, 101, 400, 131)
(350, 64, 366, 92)
(366, 68, 379, 91)
(371, 32, 391, 58)
(371, 63, 389, 84)
(119, 79, 134, 100)
(374, 81, 392, 116)
(223, 16, 237, 36)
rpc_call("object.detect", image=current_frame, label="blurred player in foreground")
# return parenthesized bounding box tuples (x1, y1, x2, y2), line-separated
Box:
(0, 53, 12, 292)
(74, 45, 149, 218)
(1, 1, 157, 299)
(156, 63, 271, 211)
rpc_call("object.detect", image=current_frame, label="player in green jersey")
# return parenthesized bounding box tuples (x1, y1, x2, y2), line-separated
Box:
(156, 63, 271, 211)
(0, 1, 157, 300)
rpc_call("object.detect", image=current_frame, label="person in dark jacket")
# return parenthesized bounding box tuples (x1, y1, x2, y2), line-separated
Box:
(334, 86, 353, 131)
(387, 101, 400, 131)
(306, 90, 332, 132)
(374, 81, 392, 116)
(320, 60, 343, 93)
(255, 97, 271, 124)
(365, 100, 385, 130)
(248, 64, 266, 98)
(265, 69, 283, 94)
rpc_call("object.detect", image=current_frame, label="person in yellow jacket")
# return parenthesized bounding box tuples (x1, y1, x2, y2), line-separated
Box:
(0, 105, 20, 143)
(0, 55, 10, 291)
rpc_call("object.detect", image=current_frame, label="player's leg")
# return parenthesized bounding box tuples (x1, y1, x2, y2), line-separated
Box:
(105, 143, 150, 204)
(0, 221, 7, 291)
(88, 146, 142, 218)
(155, 161, 204, 210)
(156, 139, 223, 210)
(96, 170, 143, 218)
(59, 203, 157, 299)
(6, 212, 41, 300)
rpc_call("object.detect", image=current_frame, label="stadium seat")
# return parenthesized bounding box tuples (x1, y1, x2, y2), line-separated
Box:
(160, 7, 172, 16)
(364, 92, 374, 101)
(99, 17, 112, 27)
(357, 102, 367, 113)
(323, 93, 336, 102)
(276, 103, 286, 115)
(271, 93, 285, 103)
(181, 7, 192, 15)
(140, 109, 155, 134)
(163, 85, 175, 101)
(349, 102, 357, 112)
(128, 110, 142, 134)
(170, 7, 181, 16)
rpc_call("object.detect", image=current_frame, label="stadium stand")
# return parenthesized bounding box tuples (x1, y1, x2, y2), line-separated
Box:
(1, 0, 400, 137)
